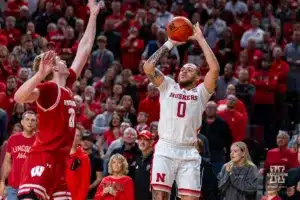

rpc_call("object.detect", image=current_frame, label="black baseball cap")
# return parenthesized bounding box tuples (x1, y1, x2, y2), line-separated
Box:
(82, 132, 94, 142)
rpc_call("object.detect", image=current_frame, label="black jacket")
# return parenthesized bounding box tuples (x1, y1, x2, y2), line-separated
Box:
(200, 116, 232, 162)
(200, 158, 218, 200)
(286, 167, 300, 200)
(134, 150, 153, 200)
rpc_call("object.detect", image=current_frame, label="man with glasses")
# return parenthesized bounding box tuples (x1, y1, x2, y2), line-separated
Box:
(110, 127, 138, 178)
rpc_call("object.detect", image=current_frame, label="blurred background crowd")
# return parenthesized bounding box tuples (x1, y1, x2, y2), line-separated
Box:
(1, 0, 300, 199)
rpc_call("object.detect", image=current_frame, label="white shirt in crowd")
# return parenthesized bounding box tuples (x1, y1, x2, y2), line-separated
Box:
(240, 28, 265, 48)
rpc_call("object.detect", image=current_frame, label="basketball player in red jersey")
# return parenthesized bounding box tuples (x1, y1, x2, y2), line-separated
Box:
(13, 1, 104, 199)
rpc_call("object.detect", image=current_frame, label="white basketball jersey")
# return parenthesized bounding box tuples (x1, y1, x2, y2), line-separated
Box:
(157, 76, 212, 145)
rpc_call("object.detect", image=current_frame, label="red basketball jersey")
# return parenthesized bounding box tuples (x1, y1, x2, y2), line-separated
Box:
(31, 69, 77, 155)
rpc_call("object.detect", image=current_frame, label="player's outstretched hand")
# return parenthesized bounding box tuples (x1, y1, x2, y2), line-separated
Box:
(168, 38, 186, 46)
(88, 0, 105, 16)
(38, 50, 56, 78)
(188, 22, 204, 41)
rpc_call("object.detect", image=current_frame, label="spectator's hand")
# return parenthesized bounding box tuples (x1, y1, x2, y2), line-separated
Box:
(258, 168, 264, 175)
(287, 186, 295, 197)
(38, 50, 56, 78)
(188, 22, 204, 41)
(110, 187, 116, 196)
(103, 187, 110, 194)
(225, 163, 233, 173)
(88, 0, 105, 16)
(104, 186, 116, 196)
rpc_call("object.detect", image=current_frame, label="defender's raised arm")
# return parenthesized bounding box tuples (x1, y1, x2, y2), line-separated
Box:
(71, 0, 104, 78)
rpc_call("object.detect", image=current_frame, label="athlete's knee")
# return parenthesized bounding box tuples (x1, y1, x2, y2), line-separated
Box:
(18, 190, 40, 200)
(180, 195, 198, 200)
(152, 190, 169, 200)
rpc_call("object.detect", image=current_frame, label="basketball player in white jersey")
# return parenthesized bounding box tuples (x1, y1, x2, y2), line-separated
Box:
(143, 23, 219, 200)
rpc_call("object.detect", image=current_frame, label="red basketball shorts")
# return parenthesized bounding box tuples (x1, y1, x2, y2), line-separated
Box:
(17, 151, 71, 200)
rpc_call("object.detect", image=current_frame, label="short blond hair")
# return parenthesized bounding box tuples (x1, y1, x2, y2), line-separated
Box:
(108, 154, 129, 175)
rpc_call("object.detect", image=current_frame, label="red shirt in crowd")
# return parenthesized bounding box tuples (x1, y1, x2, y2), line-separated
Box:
(133, 74, 149, 102)
(283, 22, 294, 42)
(121, 38, 144, 73)
(6, 132, 36, 189)
(0, 34, 8, 46)
(264, 147, 298, 174)
(246, 49, 263, 67)
(5, 0, 28, 18)
(78, 102, 102, 130)
(261, 195, 282, 200)
(217, 109, 247, 142)
(2, 64, 21, 79)
(94, 176, 134, 200)
(230, 22, 247, 50)
(104, 130, 121, 147)
(270, 60, 289, 94)
(106, 13, 123, 25)
(0, 82, 5, 92)
(138, 96, 160, 125)
(0, 91, 15, 119)
(66, 146, 91, 200)
(217, 98, 248, 125)
(251, 70, 278, 105)
(0, 28, 21, 51)
(121, 2, 140, 14)
(47, 30, 65, 49)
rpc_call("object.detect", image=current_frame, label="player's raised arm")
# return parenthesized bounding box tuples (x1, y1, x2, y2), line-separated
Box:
(70, 0, 104, 78)
(14, 51, 56, 103)
(189, 23, 219, 94)
(143, 39, 184, 87)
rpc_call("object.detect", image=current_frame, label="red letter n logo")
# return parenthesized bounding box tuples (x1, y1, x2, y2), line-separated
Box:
(156, 173, 166, 183)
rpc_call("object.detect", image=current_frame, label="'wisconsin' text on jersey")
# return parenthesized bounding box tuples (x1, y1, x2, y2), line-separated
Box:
(64, 100, 76, 107)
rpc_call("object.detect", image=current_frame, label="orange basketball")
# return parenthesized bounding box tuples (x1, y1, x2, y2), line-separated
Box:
(166, 17, 194, 42)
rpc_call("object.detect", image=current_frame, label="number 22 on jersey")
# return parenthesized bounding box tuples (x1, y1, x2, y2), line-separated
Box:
(68, 108, 75, 128)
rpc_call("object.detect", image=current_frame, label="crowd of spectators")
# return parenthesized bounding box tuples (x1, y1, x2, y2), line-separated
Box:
(2, 0, 300, 199)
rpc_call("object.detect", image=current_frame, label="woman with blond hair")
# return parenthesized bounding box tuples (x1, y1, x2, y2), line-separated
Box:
(94, 154, 134, 200)
(218, 141, 258, 200)
(117, 95, 137, 126)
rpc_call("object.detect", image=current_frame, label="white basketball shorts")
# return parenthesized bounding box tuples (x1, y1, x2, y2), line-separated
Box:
(151, 140, 202, 197)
